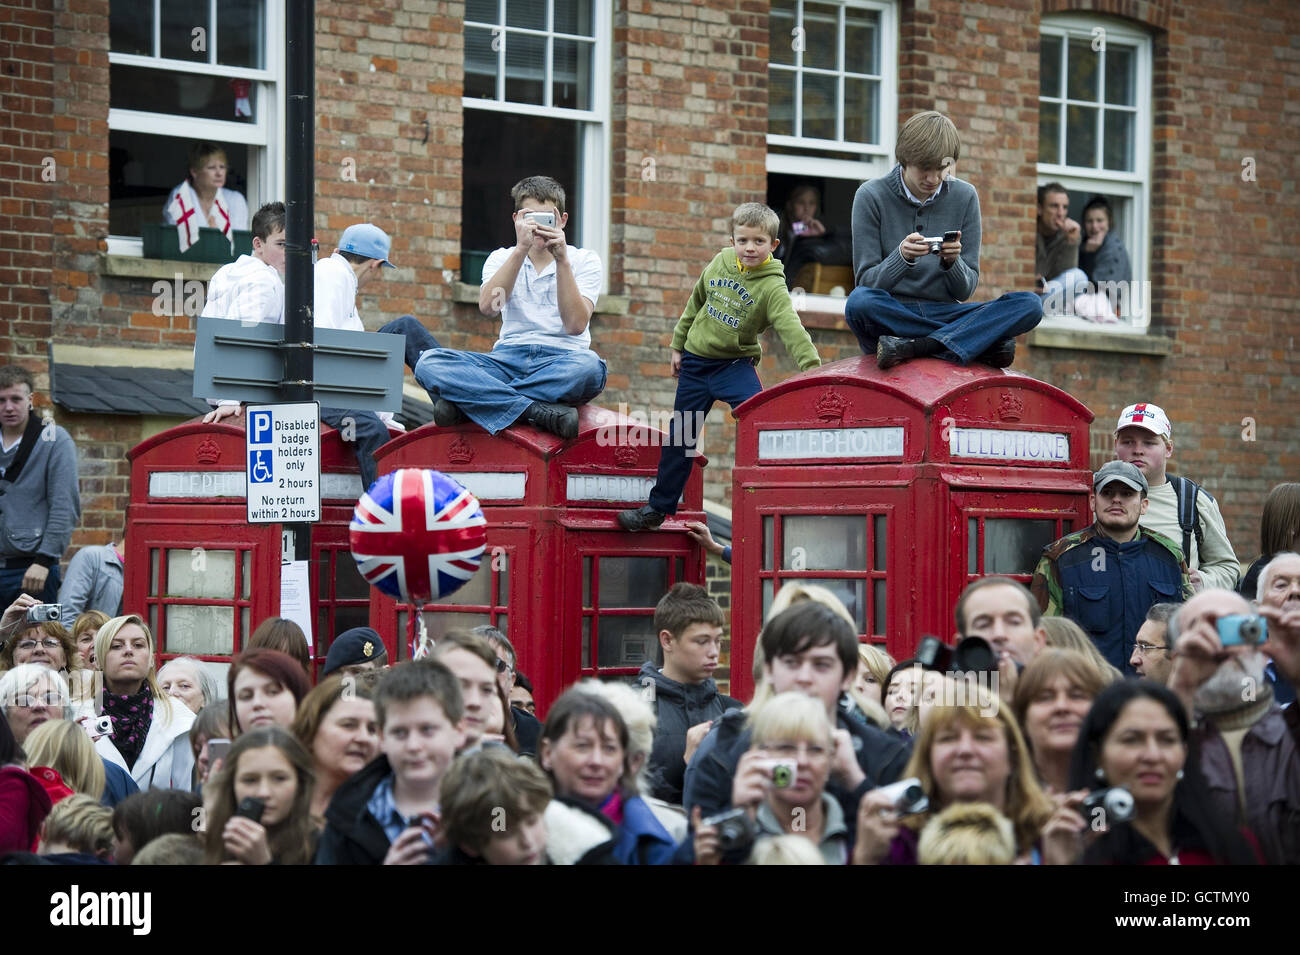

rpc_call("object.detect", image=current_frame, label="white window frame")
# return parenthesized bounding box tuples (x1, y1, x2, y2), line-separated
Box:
(462, 0, 610, 289)
(766, 0, 898, 183)
(1038, 15, 1152, 332)
(106, 0, 285, 256)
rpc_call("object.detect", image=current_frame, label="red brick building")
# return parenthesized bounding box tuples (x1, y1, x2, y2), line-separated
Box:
(2, 0, 1296, 614)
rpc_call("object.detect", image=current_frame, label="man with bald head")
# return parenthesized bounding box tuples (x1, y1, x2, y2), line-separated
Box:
(1167, 584, 1300, 864)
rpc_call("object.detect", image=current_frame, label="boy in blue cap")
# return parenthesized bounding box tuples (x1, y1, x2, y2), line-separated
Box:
(313, 223, 405, 490)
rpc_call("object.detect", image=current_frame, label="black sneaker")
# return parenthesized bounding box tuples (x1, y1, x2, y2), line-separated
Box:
(875, 335, 915, 370)
(525, 401, 579, 439)
(617, 504, 666, 532)
(432, 398, 467, 427)
(979, 339, 1016, 368)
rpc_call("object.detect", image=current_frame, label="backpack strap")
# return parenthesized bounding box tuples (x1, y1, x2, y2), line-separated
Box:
(1168, 476, 1204, 563)
(0, 415, 45, 494)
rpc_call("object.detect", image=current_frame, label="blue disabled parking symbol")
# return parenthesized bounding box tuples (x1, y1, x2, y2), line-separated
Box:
(249, 449, 274, 483)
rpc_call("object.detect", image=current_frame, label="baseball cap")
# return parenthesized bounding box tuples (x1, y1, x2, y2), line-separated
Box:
(1115, 402, 1171, 439)
(338, 223, 397, 269)
(1093, 460, 1148, 494)
(321, 626, 387, 677)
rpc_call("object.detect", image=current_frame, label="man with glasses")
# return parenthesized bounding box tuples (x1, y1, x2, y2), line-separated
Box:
(1130, 602, 1180, 683)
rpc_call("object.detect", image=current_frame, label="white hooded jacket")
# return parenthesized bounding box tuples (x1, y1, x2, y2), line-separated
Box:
(95, 693, 196, 791)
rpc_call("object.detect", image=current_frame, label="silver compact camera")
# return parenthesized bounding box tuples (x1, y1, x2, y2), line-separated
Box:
(25, 603, 64, 624)
(1082, 786, 1135, 824)
(525, 210, 556, 229)
(876, 777, 930, 815)
(93, 715, 113, 736)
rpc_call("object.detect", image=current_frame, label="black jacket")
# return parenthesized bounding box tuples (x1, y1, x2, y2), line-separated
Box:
(314, 754, 398, 865)
(682, 701, 912, 825)
(639, 662, 742, 805)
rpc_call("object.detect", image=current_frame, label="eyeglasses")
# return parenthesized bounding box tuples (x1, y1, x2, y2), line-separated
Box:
(16, 638, 62, 652)
(1133, 642, 1168, 656)
(493, 657, 514, 676)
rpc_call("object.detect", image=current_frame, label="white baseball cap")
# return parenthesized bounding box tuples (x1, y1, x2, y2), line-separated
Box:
(1116, 402, 1171, 439)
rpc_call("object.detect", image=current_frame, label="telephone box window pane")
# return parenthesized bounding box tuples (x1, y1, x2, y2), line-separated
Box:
(241, 551, 251, 599)
(240, 607, 250, 646)
(983, 520, 1058, 576)
(432, 565, 491, 607)
(204, 662, 230, 699)
(774, 578, 866, 632)
(333, 606, 371, 641)
(496, 554, 510, 605)
(968, 518, 979, 575)
(148, 604, 158, 635)
(873, 515, 887, 571)
(582, 618, 591, 667)
(165, 605, 235, 655)
(873, 580, 887, 635)
(150, 548, 161, 595)
(495, 615, 507, 636)
(762, 579, 775, 620)
(335, 556, 370, 600)
(421, 611, 492, 641)
(763, 517, 774, 570)
(599, 558, 668, 607)
(674, 557, 684, 583)
(167, 549, 236, 599)
(597, 616, 657, 670)
(583, 558, 593, 607)
(782, 516, 866, 571)
(397, 611, 410, 659)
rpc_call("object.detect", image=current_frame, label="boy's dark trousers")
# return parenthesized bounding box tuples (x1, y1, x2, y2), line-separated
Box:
(647, 352, 762, 515)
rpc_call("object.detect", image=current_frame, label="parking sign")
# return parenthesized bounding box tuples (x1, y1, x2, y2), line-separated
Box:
(246, 402, 321, 524)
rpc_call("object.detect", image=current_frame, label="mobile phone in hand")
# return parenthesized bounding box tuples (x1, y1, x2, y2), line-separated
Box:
(234, 797, 266, 824)
(942, 230, 960, 244)
(525, 211, 556, 229)
(207, 738, 232, 767)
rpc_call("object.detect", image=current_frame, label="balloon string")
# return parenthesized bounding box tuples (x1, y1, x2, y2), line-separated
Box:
(413, 612, 433, 660)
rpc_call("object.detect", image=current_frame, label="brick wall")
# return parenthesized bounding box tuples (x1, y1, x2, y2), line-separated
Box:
(0, 0, 56, 362)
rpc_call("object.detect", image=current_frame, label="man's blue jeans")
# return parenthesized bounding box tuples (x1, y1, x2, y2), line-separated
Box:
(411, 342, 607, 435)
(648, 353, 762, 515)
(845, 287, 1043, 364)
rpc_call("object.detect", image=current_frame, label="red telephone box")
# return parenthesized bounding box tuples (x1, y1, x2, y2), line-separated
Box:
(729, 356, 1094, 700)
(370, 406, 708, 711)
(126, 421, 383, 682)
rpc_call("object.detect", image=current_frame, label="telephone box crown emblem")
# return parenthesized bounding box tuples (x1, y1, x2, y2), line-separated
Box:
(816, 389, 850, 423)
(997, 392, 1024, 422)
(614, 446, 639, 468)
(196, 437, 221, 465)
(448, 435, 474, 464)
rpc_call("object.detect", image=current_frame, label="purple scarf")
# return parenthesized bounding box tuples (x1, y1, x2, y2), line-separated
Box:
(102, 682, 154, 769)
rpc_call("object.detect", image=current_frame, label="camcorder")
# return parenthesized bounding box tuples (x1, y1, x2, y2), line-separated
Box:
(25, 603, 64, 624)
(875, 777, 930, 815)
(701, 807, 756, 854)
(1217, 614, 1267, 646)
(1082, 786, 1135, 825)
(915, 634, 999, 676)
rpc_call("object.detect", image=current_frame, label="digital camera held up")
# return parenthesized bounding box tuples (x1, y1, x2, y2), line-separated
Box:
(701, 807, 756, 854)
(1082, 787, 1135, 825)
(25, 603, 64, 624)
(1217, 614, 1267, 647)
(875, 777, 930, 816)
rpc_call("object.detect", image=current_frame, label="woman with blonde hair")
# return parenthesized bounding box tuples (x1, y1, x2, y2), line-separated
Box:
(24, 718, 106, 801)
(70, 610, 109, 668)
(93, 615, 195, 790)
(853, 685, 1054, 864)
(697, 693, 850, 865)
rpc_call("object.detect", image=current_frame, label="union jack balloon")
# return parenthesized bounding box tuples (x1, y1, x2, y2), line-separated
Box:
(350, 468, 488, 605)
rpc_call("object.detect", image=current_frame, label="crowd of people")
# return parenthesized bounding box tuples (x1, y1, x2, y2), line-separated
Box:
(0, 542, 1295, 865)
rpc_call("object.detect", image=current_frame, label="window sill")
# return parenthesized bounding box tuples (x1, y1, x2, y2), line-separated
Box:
(450, 282, 630, 316)
(102, 254, 224, 282)
(1027, 326, 1172, 356)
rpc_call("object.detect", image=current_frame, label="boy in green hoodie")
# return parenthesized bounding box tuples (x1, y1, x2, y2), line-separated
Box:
(618, 203, 821, 531)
